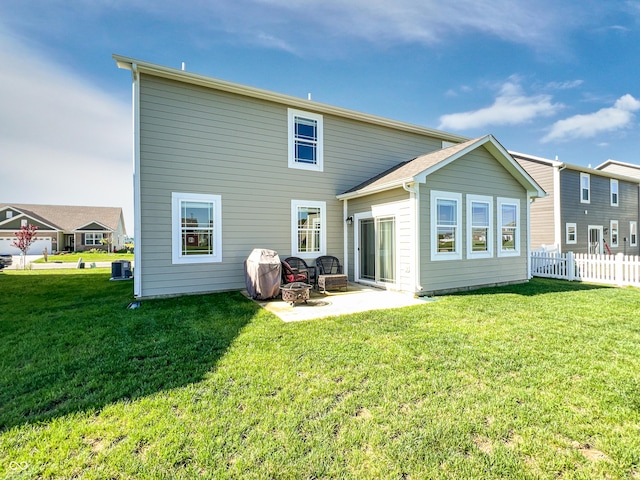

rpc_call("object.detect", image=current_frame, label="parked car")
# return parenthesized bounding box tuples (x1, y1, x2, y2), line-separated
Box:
(0, 254, 13, 270)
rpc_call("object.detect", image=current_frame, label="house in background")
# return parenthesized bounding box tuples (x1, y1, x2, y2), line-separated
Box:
(0, 204, 128, 254)
(114, 55, 544, 299)
(512, 153, 640, 255)
(596, 159, 640, 181)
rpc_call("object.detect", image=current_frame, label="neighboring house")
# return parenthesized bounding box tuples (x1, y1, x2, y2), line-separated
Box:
(596, 159, 640, 181)
(513, 153, 640, 255)
(0, 204, 128, 255)
(114, 55, 544, 299)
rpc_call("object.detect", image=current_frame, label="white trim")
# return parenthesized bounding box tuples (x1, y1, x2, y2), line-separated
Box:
(171, 192, 222, 264)
(588, 225, 604, 254)
(288, 109, 323, 172)
(466, 194, 493, 259)
(630, 221, 638, 247)
(291, 200, 326, 259)
(132, 64, 142, 297)
(343, 199, 349, 279)
(430, 190, 462, 261)
(566, 222, 577, 245)
(580, 172, 591, 204)
(610, 219, 619, 247)
(553, 165, 562, 250)
(610, 178, 619, 206)
(497, 197, 521, 257)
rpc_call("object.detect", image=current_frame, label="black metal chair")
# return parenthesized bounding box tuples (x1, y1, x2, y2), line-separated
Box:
(284, 256, 317, 286)
(315, 255, 343, 275)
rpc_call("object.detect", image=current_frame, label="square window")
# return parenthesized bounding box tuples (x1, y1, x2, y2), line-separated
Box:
(288, 109, 323, 172)
(171, 193, 222, 264)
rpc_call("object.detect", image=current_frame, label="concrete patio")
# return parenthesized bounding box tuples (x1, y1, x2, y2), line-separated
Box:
(244, 283, 432, 322)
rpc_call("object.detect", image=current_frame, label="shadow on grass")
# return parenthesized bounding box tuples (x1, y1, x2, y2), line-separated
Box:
(0, 271, 260, 431)
(451, 277, 614, 297)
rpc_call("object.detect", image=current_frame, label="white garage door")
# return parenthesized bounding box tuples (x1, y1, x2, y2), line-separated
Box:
(0, 237, 52, 255)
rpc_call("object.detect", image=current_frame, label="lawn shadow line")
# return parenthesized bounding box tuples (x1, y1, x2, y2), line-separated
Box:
(0, 272, 261, 431)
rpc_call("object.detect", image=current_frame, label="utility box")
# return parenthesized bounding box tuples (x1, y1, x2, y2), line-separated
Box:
(111, 260, 132, 280)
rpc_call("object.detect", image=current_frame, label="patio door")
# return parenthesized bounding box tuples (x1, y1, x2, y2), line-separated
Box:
(357, 216, 396, 285)
(588, 226, 603, 254)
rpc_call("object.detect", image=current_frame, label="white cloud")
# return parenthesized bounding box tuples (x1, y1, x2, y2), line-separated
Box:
(437, 79, 562, 130)
(541, 94, 640, 143)
(0, 30, 134, 233)
(546, 80, 584, 90)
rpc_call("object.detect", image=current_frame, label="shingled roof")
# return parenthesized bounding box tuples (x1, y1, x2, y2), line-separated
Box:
(0, 204, 124, 232)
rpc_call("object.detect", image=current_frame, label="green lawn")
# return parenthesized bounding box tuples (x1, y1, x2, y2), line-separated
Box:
(1, 271, 639, 479)
(34, 252, 134, 263)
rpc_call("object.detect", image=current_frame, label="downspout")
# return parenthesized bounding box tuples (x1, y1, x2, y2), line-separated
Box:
(343, 199, 349, 279)
(131, 63, 142, 298)
(554, 164, 566, 252)
(403, 181, 422, 294)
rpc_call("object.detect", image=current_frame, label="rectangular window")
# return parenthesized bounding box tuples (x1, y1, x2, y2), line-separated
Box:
(610, 179, 619, 206)
(431, 191, 462, 261)
(580, 173, 590, 204)
(466, 195, 493, 259)
(566, 223, 577, 244)
(171, 192, 222, 264)
(291, 200, 326, 258)
(6, 211, 12, 219)
(631, 221, 637, 247)
(288, 109, 323, 172)
(497, 198, 520, 256)
(610, 220, 619, 248)
(84, 233, 105, 245)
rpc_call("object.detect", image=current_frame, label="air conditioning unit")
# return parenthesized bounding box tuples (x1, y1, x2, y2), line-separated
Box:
(110, 260, 133, 281)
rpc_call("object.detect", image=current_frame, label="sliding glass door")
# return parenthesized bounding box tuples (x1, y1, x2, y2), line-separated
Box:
(358, 216, 396, 285)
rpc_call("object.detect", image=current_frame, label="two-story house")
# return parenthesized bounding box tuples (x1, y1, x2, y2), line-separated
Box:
(114, 55, 544, 299)
(513, 153, 640, 255)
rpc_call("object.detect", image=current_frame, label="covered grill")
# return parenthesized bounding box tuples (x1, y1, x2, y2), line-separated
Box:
(244, 249, 281, 300)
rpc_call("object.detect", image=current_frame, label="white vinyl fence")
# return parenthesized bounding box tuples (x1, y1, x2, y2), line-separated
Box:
(531, 251, 640, 287)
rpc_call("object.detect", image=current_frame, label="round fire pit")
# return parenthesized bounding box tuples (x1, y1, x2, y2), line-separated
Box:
(281, 282, 312, 306)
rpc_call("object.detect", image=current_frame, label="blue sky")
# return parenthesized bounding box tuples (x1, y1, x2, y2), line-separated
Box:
(2, 1, 640, 233)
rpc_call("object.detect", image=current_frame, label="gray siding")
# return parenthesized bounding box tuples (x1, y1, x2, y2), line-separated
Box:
(420, 147, 529, 295)
(560, 170, 640, 255)
(138, 75, 449, 297)
(514, 157, 556, 248)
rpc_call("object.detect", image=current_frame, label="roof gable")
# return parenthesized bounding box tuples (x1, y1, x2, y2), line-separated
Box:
(338, 135, 545, 200)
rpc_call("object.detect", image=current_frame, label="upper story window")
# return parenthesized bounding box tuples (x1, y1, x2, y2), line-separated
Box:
(497, 197, 520, 257)
(171, 192, 222, 264)
(431, 191, 462, 261)
(291, 200, 326, 259)
(466, 195, 493, 259)
(288, 109, 323, 172)
(6, 211, 13, 219)
(610, 179, 619, 206)
(580, 173, 590, 204)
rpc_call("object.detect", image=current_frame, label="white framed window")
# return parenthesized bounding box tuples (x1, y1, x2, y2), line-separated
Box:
(566, 223, 577, 244)
(631, 221, 637, 247)
(610, 220, 619, 248)
(431, 191, 462, 261)
(21, 219, 27, 227)
(497, 197, 520, 257)
(171, 192, 222, 264)
(466, 195, 493, 259)
(580, 173, 590, 204)
(610, 179, 619, 206)
(288, 109, 323, 172)
(291, 200, 326, 259)
(84, 232, 106, 245)
(6, 211, 13, 219)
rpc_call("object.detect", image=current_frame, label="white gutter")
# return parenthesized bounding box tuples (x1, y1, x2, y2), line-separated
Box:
(402, 181, 422, 294)
(131, 63, 142, 298)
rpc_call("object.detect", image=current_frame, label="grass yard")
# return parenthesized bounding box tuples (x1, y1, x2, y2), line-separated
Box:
(34, 252, 134, 264)
(1, 271, 639, 479)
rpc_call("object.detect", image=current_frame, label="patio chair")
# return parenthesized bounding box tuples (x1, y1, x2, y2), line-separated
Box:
(315, 255, 348, 292)
(281, 260, 310, 285)
(284, 256, 317, 286)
